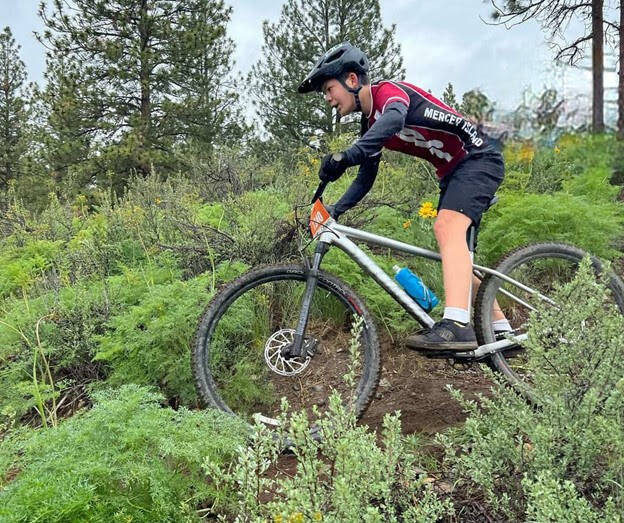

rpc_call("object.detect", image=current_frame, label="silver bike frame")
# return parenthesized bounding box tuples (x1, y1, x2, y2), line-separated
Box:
(314, 218, 536, 358)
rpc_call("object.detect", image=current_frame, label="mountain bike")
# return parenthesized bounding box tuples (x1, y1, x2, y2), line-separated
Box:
(192, 181, 624, 426)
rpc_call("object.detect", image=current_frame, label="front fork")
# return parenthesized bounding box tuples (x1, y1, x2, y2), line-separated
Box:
(289, 242, 329, 358)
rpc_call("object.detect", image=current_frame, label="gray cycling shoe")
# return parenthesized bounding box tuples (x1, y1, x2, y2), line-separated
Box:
(405, 319, 478, 352)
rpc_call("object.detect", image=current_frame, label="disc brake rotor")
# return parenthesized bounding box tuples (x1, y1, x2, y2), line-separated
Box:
(264, 329, 312, 376)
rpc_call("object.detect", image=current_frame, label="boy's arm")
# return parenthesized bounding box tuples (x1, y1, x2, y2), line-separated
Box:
(332, 152, 381, 218)
(328, 102, 407, 217)
(319, 102, 408, 179)
(342, 102, 408, 165)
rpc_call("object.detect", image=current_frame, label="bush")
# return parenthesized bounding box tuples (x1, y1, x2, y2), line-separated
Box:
(0, 385, 246, 522)
(206, 320, 454, 522)
(0, 263, 184, 424)
(477, 187, 622, 266)
(226, 189, 295, 264)
(94, 261, 247, 406)
(438, 258, 624, 521)
(0, 239, 63, 300)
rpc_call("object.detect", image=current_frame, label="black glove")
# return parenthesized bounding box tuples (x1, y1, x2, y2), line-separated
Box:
(324, 204, 340, 220)
(318, 152, 349, 182)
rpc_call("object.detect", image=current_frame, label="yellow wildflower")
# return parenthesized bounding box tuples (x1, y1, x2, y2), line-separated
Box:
(518, 143, 535, 163)
(402, 219, 412, 229)
(314, 512, 323, 521)
(418, 201, 438, 219)
(554, 146, 561, 154)
(288, 513, 304, 523)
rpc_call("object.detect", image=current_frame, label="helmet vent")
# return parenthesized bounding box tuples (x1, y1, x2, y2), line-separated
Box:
(326, 49, 345, 63)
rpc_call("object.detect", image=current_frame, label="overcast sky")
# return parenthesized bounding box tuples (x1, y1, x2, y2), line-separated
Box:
(2, 0, 615, 115)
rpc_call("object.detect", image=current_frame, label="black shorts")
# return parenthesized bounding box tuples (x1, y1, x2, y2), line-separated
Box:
(437, 151, 505, 228)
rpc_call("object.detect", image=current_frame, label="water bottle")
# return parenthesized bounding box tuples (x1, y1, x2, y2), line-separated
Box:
(393, 265, 439, 312)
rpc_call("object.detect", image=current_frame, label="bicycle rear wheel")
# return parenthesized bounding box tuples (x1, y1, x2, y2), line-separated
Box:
(474, 243, 624, 394)
(192, 264, 381, 426)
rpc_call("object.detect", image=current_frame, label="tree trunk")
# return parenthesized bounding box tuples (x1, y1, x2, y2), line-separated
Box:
(618, 0, 624, 139)
(592, 0, 605, 133)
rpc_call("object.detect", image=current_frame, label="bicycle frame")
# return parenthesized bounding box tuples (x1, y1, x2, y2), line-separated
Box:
(291, 197, 533, 359)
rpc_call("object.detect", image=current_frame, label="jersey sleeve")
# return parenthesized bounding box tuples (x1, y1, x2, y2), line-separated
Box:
(333, 154, 381, 217)
(375, 82, 410, 114)
(343, 102, 407, 165)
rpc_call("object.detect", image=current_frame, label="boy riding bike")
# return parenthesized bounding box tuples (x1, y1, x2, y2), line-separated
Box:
(298, 42, 509, 351)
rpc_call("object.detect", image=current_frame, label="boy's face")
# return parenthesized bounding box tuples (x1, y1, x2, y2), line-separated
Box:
(321, 75, 357, 116)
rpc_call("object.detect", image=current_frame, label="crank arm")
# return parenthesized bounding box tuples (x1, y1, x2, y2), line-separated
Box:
(454, 333, 528, 360)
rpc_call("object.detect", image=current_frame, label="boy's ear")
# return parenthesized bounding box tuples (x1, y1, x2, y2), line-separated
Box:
(345, 72, 359, 88)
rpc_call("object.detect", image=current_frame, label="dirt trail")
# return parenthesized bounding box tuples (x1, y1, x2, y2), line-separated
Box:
(273, 337, 493, 484)
(359, 335, 493, 435)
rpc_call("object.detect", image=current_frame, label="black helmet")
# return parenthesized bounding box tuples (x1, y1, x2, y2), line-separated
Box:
(298, 42, 370, 94)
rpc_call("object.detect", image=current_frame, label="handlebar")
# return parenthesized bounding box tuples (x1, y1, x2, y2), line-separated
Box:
(311, 181, 328, 204)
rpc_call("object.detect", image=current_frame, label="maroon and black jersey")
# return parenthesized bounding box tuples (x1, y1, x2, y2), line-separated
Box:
(367, 81, 491, 179)
(334, 80, 498, 218)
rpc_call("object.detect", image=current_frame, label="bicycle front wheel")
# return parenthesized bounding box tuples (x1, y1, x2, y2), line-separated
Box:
(474, 243, 624, 395)
(192, 264, 381, 426)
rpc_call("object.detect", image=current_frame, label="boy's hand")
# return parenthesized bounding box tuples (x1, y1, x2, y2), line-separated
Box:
(319, 152, 349, 182)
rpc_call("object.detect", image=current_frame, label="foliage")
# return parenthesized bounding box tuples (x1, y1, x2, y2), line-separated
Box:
(95, 263, 247, 406)
(478, 164, 622, 265)
(0, 263, 179, 424)
(0, 26, 29, 191)
(0, 238, 63, 300)
(249, 0, 405, 144)
(225, 189, 295, 264)
(1, 127, 624, 518)
(438, 258, 624, 521)
(0, 385, 247, 522)
(28, 57, 95, 201)
(459, 89, 494, 123)
(442, 82, 459, 111)
(37, 0, 242, 190)
(206, 320, 454, 521)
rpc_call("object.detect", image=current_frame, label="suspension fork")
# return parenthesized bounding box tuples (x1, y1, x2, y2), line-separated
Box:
(290, 242, 329, 358)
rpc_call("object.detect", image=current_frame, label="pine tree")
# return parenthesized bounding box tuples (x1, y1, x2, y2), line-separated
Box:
(442, 82, 459, 111)
(460, 89, 494, 123)
(31, 57, 96, 196)
(38, 0, 239, 189)
(0, 26, 28, 191)
(250, 0, 405, 146)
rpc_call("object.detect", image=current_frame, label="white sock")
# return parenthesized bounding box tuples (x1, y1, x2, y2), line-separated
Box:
(443, 307, 469, 324)
(492, 319, 512, 332)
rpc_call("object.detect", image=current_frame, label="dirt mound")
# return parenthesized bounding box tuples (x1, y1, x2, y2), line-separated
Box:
(359, 335, 493, 435)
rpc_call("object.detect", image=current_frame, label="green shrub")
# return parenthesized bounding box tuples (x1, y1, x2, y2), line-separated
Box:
(438, 258, 624, 521)
(95, 261, 247, 406)
(0, 385, 246, 522)
(477, 188, 622, 266)
(225, 189, 295, 264)
(0, 239, 63, 300)
(206, 320, 453, 521)
(562, 165, 620, 201)
(0, 262, 187, 423)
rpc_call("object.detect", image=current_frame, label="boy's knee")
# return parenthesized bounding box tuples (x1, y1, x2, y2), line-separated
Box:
(433, 216, 447, 241)
(434, 210, 471, 244)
